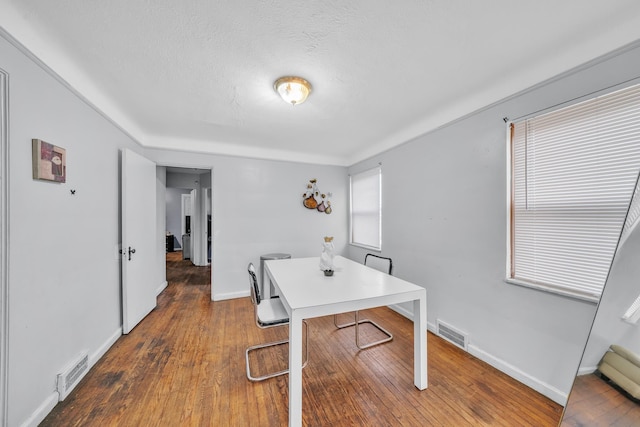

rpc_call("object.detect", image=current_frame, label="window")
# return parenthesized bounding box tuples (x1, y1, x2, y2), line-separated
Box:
(350, 166, 381, 250)
(508, 83, 640, 302)
(622, 293, 640, 324)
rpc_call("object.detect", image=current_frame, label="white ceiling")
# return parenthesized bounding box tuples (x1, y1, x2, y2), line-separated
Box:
(2, 1, 640, 166)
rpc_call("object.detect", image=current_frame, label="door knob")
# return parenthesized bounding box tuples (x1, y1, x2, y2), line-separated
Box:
(128, 246, 136, 261)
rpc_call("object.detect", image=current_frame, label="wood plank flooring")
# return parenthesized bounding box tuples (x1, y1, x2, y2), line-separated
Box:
(561, 373, 640, 426)
(40, 252, 563, 426)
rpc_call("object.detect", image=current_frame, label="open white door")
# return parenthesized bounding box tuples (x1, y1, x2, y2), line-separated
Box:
(121, 149, 157, 334)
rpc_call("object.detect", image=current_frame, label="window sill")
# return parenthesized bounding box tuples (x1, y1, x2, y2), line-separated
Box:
(349, 242, 381, 252)
(505, 278, 600, 304)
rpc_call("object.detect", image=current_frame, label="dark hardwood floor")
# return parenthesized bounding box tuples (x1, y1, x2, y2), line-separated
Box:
(40, 252, 562, 426)
(561, 373, 640, 426)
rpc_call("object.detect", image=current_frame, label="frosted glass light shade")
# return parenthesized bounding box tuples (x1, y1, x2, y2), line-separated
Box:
(274, 76, 312, 105)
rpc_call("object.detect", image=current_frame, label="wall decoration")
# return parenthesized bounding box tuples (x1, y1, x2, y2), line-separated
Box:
(32, 139, 66, 183)
(302, 178, 332, 214)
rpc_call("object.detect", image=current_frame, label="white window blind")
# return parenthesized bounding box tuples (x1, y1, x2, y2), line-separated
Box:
(509, 83, 640, 301)
(620, 178, 640, 247)
(622, 292, 640, 324)
(350, 166, 381, 250)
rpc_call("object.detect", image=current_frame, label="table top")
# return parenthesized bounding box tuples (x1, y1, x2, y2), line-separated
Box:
(265, 256, 425, 314)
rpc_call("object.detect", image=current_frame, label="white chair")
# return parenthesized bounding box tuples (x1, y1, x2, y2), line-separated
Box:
(245, 263, 308, 381)
(333, 254, 394, 349)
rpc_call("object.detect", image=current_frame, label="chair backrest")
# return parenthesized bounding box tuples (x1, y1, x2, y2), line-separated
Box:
(364, 253, 393, 275)
(247, 263, 261, 305)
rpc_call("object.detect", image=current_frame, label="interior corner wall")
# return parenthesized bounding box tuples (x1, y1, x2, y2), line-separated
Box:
(145, 149, 349, 301)
(347, 41, 640, 404)
(1, 33, 143, 426)
(166, 170, 203, 189)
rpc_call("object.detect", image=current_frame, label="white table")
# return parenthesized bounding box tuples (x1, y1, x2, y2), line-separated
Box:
(265, 255, 428, 427)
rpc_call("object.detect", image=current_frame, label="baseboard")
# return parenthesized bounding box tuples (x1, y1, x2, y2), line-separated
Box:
(90, 328, 121, 367)
(468, 344, 568, 405)
(156, 280, 168, 296)
(577, 366, 598, 376)
(388, 304, 437, 333)
(388, 303, 413, 319)
(389, 303, 567, 405)
(19, 392, 58, 427)
(212, 289, 249, 301)
(20, 328, 122, 427)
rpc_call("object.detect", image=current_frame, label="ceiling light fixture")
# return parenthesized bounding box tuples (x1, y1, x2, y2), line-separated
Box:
(274, 76, 312, 106)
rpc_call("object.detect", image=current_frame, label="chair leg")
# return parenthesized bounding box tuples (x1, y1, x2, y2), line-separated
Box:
(354, 311, 393, 350)
(246, 321, 309, 382)
(334, 312, 357, 329)
(335, 311, 393, 349)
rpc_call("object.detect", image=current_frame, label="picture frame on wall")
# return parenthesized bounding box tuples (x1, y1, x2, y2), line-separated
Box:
(32, 138, 66, 183)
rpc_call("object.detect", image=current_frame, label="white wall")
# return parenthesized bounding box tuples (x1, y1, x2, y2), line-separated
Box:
(145, 149, 348, 300)
(348, 40, 640, 404)
(166, 170, 206, 189)
(1, 33, 143, 426)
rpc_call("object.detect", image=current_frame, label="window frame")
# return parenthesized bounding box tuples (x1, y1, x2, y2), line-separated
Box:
(506, 82, 640, 302)
(349, 165, 382, 251)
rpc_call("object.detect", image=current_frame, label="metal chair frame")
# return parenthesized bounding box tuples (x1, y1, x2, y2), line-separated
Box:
(245, 263, 308, 381)
(333, 254, 394, 349)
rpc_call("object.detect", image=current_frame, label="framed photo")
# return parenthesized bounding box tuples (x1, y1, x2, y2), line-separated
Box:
(32, 139, 66, 183)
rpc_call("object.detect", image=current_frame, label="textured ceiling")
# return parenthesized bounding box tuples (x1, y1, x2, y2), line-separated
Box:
(2, 1, 640, 165)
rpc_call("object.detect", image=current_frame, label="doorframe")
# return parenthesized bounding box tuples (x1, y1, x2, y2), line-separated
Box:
(0, 68, 10, 427)
(160, 165, 213, 293)
(181, 193, 191, 237)
(190, 186, 203, 266)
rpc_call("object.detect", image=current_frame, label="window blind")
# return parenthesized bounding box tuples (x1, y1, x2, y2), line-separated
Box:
(350, 166, 381, 250)
(510, 83, 640, 301)
(620, 178, 640, 245)
(623, 292, 640, 324)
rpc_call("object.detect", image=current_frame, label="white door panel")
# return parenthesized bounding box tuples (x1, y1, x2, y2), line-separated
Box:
(121, 149, 157, 334)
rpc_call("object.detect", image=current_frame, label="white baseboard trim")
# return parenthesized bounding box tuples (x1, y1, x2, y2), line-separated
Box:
(577, 366, 597, 376)
(388, 304, 437, 333)
(468, 344, 568, 405)
(90, 329, 121, 367)
(20, 328, 122, 427)
(389, 303, 567, 405)
(388, 303, 412, 319)
(213, 289, 249, 301)
(20, 393, 58, 427)
(156, 280, 168, 296)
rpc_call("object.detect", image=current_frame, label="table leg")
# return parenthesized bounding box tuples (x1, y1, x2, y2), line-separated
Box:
(414, 295, 428, 390)
(289, 311, 303, 427)
(263, 268, 271, 299)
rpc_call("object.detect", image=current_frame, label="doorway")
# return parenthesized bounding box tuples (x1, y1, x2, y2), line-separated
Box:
(163, 167, 212, 290)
